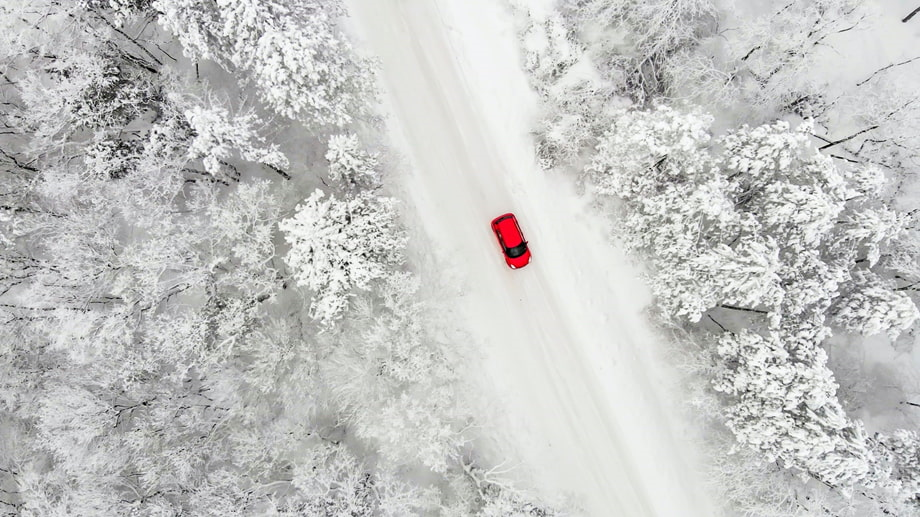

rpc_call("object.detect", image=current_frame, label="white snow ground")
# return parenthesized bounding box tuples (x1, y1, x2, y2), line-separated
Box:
(346, 1, 717, 515)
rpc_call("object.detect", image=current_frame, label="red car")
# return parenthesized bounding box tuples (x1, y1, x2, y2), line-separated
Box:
(490, 213, 532, 269)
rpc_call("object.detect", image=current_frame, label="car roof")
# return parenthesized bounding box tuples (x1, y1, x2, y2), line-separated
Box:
(493, 214, 524, 247)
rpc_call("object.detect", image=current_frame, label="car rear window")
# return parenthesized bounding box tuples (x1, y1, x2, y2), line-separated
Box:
(507, 243, 528, 258)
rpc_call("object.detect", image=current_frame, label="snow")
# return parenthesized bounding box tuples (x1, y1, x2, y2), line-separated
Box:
(345, 0, 717, 515)
(818, 0, 920, 91)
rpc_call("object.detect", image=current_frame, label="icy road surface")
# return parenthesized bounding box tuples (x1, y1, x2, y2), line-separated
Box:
(347, 1, 717, 515)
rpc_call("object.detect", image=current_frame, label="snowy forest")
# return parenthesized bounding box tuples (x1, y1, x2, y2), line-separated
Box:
(1, 0, 920, 516)
(0, 0, 555, 514)
(515, 0, 920, 514)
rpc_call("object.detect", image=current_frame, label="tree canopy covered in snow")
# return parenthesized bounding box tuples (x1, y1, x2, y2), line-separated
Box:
(518, 0, 920, 513)
(280, 189, 406, 326)
(713, 326, 879, 489)
(153, 0, 374, 129)
(583, 103, 920, 499)
(0, 1, 560, 515)
(586, 105, 917, 336)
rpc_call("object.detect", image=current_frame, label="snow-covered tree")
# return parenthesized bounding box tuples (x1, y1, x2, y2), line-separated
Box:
(153, 0, 373, 128)
(824, 78, 920, 172)
(322, 272, 469, 473)
(565, 0, 715, 60)
(16, 463, 134, 516)
(291, 443, 375, 516)
(515, 8, 584, 93)
(374, 466, 442, 517)
(182, 99, 289, 179)
(280, 189, 406, 325)
(686, 236, 784, 317)
(587, 106, 917, 332)
(325, 133, 381, 190)
(875, 430, 920, 503)
(721, 121, 848, 250)
(33, 383, 124, 479)
(832, 272, 920, 339)
(442, 461, 563, 517)
(510, 5, 626, 170)
(365, 389, 467, 474)
(80, 0, 151, 13)
(557, 0, 716, 103)
(586, 105, 715, 198)
(840, 206, 907, 268)
(14, 47, 158, 150)
(713, 326, 881, 490)
(665, 0, 869, 118)
(585, 106, 765, 322)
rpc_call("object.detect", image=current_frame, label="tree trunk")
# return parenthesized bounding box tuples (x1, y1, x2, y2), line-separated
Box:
(818, 125, 880, 151)
(90, 11, 164, 68)
(264, 163, 292, 180)
(718, 303, 769, 314)
(857, 56, 920, 87)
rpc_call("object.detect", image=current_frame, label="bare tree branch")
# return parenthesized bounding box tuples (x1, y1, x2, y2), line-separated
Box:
(818, 125, 880, 151)
(856, 56, 920, 87)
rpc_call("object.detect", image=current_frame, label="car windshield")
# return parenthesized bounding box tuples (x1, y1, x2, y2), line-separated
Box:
(506, 243, 528, 258)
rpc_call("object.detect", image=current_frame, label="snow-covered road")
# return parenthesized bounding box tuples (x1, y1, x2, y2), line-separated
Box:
(347, 1, 717, 515)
